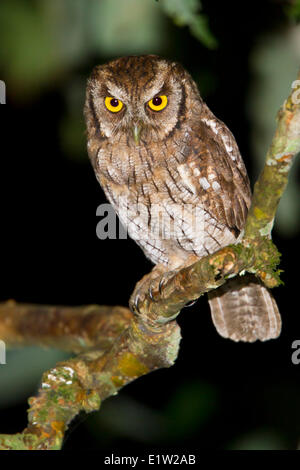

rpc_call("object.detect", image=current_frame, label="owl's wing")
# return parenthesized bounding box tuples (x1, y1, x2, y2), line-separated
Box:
(183, 112, 252, 235)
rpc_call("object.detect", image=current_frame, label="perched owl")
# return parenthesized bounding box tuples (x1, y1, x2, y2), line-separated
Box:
(84, 55, 281, 342)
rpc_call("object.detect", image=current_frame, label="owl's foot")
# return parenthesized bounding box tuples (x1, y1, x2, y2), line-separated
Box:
(130, 264, 174, 315)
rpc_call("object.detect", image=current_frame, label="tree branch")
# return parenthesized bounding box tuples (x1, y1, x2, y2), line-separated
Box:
(0, 71, 299, 450)
(0, 301, 132, 354)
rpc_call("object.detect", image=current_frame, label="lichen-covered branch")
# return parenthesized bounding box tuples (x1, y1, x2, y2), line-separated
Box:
(0, 313, 180, 450)
(244, 74, 300, 240)
(0, 71, 299, 450)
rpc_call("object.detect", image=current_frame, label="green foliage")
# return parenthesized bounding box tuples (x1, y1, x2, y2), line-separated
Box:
(160, 0, 217, 48)
(0, 0, 63, 94)
(88, 0, 167, 56)
(0, 0, 168, 97)
(286, 0, 300, 20)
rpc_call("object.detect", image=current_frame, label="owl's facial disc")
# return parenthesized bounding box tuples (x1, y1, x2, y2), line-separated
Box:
(86, 56, 193, 145)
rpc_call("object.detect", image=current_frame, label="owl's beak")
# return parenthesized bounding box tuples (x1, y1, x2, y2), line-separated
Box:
(133, 124, 142, 145)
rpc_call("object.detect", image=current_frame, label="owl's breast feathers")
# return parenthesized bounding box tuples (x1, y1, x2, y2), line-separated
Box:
(92, 106, 251, 268)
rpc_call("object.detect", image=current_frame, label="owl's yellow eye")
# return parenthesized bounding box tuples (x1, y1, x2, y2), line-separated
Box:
(148, 95, 168, 111)
(105, 97, 123, 113)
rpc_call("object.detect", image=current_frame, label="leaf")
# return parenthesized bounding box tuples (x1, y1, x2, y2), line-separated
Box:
(160, 0, 217, 48)
(189, 14, 218, 49)
(161, 0, 200, 25)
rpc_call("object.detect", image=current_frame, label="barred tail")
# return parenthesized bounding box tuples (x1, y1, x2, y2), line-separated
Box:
(207, 274, 281, 342)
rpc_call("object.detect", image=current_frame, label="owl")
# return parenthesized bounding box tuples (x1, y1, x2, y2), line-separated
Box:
(84, 55, 281, 342)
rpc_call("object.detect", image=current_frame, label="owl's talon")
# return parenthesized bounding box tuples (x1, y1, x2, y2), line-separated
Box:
(158, 271, 174, 296)
(132, 291, 142, 315)
(158, 276, 165, 296)
(148, 278, 160, 302)
(148, 284, 155, 302)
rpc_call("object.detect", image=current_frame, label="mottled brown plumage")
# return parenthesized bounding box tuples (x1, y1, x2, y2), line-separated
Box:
(84, 55, 281, 342)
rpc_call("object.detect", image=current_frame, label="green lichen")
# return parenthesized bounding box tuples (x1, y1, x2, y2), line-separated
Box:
(118, 352, 149, 378)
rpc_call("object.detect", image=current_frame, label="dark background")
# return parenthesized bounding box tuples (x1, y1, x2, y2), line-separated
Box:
(0, 0, 300, 451)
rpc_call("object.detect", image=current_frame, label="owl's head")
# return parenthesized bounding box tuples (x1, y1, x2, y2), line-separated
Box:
(84, 55, 202, 147)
